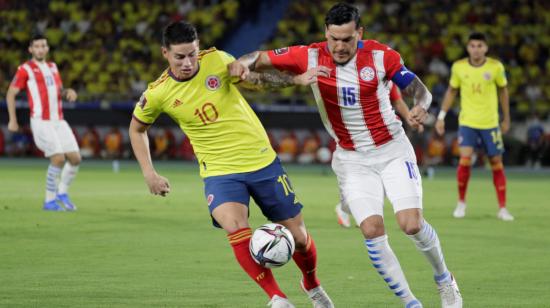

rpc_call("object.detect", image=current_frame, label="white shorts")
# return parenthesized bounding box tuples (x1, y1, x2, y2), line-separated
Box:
(30, 119, 79, 157)
(331, 134, 422, 224)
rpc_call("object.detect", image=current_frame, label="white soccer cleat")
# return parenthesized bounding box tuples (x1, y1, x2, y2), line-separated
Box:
(453, 201, 466, 218)
(335, 203, 351, 228)
(301, 281, 334, 308)
(497, 208, 514, 221)
(437, 274, 463, 308)
(267, 295, 295, 308)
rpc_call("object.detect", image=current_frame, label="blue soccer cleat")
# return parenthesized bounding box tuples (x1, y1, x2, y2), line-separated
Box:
(43, 200, 65, 211)
(56, 194, 77, 211)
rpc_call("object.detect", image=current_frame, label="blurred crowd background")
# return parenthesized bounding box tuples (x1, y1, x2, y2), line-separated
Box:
(1, 0, 549, 168)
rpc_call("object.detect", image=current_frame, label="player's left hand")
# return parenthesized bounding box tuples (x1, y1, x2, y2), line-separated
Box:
(228, 61, 250, 81)
(64, 88, 78, 102)
(408, 105, 427, 127)
(294, 66, 331, 86)
(500, 118, 510, 134)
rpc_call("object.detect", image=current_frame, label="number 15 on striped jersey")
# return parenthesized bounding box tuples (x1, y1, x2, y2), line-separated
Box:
(341, 87, 357, 106)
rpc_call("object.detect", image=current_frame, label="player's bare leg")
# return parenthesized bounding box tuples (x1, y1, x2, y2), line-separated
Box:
(454, 147, 474, 218)
(213, 202, 289, 305)
(359, 214, 421, 307)
(396, 207, 462, 308)
(56, 151, 81, 211)
(278, 214, 334, 308)
(489, 155, 513, 221)
(43, 154, 65, 211)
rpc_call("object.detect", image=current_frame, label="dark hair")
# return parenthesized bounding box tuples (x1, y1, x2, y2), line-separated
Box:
(29, 33, 47, 46)
(468, 32, 487, 43)
(325, 3, 361, 29)
(162, 21, 198, 47)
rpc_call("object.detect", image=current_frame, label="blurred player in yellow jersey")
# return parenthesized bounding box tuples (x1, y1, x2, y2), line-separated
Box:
(435, 32, 514, 221)
(129, 21, 334, 308)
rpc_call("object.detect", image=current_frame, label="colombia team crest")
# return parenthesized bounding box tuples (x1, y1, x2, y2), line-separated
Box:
(205, 75, 221, 91)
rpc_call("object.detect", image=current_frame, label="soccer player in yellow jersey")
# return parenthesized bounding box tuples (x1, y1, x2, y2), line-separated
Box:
(129, 21, 334, 308)
(435, 32, 514, 221)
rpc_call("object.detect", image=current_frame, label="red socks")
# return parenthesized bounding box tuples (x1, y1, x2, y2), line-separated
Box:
(292, 234, 320, 291)
(457, 156, 471, 202)
(228, 228, 285, 299)
(492, 163, 507, 208)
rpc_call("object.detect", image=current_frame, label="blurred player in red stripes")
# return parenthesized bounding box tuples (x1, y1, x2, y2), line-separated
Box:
(7, 34, 80, 211)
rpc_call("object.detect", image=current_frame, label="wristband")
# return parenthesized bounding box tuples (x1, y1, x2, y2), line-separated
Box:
(437, 110, 447, 121)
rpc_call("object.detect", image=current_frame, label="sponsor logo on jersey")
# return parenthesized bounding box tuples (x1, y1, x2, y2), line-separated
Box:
(205, 75, 221, 91)
(172, 99, 183, 108)
(274, 47, 289, 55)
(360, 66, 375, 82)
(207, 194, 215, 206)
(483, 72, 491, 80)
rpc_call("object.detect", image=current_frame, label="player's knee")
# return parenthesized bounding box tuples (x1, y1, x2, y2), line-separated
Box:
(359, 217, 385, 239)
(50, 154, 65, 167)
(396, 208, 423, 235)
(400, 221, 422, 235)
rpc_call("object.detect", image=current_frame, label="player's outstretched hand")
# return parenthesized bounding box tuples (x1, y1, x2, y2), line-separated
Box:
(294, 66, 332, 86)
(228, 61, 250, 81)
(64, 88, 78, 102)
(435, 119, 445, 136)
(145, 173, 171, 197)
(7, 120, 19, 132)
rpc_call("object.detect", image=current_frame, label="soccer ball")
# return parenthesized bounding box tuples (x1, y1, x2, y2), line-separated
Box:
(249, 223, 295, 268)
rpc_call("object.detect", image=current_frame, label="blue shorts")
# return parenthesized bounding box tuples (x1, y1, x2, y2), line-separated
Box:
(203, 158, 303, 228)
(458, 125, 504, 157)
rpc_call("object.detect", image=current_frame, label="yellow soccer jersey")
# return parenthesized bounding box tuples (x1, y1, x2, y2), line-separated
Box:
(133, 48, 276, 177)
(449, 57, 507, 129)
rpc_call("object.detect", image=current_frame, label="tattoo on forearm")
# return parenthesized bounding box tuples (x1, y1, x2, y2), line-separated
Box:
(242, 71, 295, 90)
(401, 76, 432, 110)
(238, 51, 260, 70)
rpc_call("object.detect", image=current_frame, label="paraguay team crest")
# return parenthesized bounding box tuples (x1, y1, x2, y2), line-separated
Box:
(205, 75, 221, 91)
(360, 66, 375, 82)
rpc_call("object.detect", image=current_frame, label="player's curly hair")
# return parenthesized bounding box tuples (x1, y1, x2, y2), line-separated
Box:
(325, 2, 361, 29)
(162, 21, 198, 48)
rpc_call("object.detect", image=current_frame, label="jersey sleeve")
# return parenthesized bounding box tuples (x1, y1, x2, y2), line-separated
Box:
(449, 62, 461, 88)
(267, 46, 309, 74)
(389, 82, 402, 101)
(132, 89, 162, 125)
(218, 50, 236, 66)
(495, 61, 508, 87)
(385, 49, 416, 89)
(10, 65, 29, 89)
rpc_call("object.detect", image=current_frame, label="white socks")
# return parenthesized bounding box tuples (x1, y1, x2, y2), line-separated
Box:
(57, 162, 79, 195)
(45, 164, 62, 202)
(366, 235, 418, 305)
(408, 221, 450, 282)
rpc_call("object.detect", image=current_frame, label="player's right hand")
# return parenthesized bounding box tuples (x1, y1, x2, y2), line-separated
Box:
(435, 119, 445, 136)
(7, 120, 19, 132)
(145, 173, 171, 197)
(227, 61, 250, 81)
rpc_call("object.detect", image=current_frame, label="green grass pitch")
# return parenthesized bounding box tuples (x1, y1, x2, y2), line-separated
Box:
(1, 159, 549, 307)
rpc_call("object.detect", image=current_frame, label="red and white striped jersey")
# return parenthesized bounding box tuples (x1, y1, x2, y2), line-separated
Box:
(10, 60, 64, 120)
(269, 40, 406, 151)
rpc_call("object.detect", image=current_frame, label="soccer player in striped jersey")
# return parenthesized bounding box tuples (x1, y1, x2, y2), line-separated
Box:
(129, 21, 333, 308)
(336, 82, 424, 228)
(436, 32, 513, 222)
(229, 3, 462, 307)
(7, 34, 80, 211)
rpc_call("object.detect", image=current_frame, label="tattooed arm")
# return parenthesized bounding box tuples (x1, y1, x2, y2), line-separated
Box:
(238, 70, 296, 91)
(400, 76, 433, 126)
